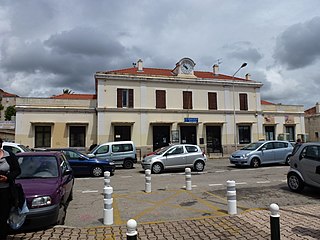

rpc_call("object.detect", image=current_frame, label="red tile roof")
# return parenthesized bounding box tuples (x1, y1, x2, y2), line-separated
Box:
(261, 100, 274, 105)
(0, 89, 19, 97)
(51, 94, 96, 99)
(98, 67, 251, 82)
(304, 106, 316, 116)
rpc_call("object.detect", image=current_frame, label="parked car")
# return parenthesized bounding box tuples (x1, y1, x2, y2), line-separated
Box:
(141, 144, 207, 174)
(2, 142, 31, 154)
(287, 142, 320, 192)
(47, 148, 115, 177)
(14, 151, 74, 230)
(229, 140, 293, 168)
(88, 141, 137, 169)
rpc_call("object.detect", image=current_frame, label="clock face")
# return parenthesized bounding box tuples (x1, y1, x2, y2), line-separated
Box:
(181, 62, 193, 74)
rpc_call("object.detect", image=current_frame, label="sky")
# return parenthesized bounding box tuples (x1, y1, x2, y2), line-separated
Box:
(0, 1, 320, 109)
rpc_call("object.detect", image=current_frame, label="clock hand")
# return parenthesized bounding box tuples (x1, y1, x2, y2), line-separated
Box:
(183, 65, 188, 70)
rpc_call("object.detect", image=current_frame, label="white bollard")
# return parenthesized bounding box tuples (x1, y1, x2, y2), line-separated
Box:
(103, 185, 113, 225)
(126, 219, 138, 240)
(226, 180, 237, 215)
(145, 169, 151, 193)
(104, 171, 111, 187)
(185, 168, 192, 191)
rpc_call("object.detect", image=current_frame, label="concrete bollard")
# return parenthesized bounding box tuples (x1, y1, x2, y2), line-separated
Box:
(226, 180, 237, 215)
(270, 203, 280, 240)
(145, 169, 151, 193)
(103, 184, 113, 225)
(185, 168, 192, 191)
(126, 219, 138, 240)
(104, 171, 111, 187)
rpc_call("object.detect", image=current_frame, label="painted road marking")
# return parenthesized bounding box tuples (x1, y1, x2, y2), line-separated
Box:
(236, 182, 247, 185)
(257, 181, 271, 184)
(81, 190, 99, 193)
(208, 183, 223, 187)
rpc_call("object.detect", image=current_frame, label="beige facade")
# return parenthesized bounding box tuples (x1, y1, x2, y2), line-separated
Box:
(13, 58, 306, 156)
(304, 103, 320, 142)
(15, 97, 97, 150)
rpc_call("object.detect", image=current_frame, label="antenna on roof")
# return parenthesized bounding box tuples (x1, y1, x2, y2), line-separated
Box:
(216, 58, 222, 65)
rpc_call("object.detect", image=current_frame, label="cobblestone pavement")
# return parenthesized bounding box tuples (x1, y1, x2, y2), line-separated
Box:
(8, 204, 320, 239)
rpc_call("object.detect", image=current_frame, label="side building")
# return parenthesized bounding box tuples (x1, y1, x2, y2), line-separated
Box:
(304, 103, 320, 142)
(15, 58, 306, 156)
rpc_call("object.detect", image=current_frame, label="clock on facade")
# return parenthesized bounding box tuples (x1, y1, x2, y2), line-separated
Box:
(181, 61, 193, 74)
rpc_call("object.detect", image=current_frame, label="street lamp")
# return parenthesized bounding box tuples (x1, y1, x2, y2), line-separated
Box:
(232, 63, 247, 151)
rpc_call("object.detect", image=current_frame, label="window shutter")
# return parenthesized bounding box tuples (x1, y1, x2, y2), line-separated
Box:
(128, 89, 134, 108)
(208, 92, 217, 110)
(117, 89, 122, 108)
(183, 91, 192, 109)
(239, 93, 248, 110)
(156, 90, 166, 109)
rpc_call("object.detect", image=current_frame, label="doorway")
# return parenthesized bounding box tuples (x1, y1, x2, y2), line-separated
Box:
(180, 126, 197, 145)
(153, 126, 170, 151)
(206, 126, 222, 153)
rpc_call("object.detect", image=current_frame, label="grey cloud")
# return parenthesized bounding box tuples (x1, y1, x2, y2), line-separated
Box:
(274, 17, 320, 69)
(225, 42, 263, 64)
(45, 27, 126, 57)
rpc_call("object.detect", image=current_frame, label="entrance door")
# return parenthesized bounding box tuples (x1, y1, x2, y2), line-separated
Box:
(265, 126, 275, 140)
(206, 126, 222, 153)
(153, 126, 170, 151)
(114, 126, 131, 141)
(180, 126, 197, 145)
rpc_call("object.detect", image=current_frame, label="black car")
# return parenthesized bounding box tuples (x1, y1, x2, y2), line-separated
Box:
(47, 148, 115, 177)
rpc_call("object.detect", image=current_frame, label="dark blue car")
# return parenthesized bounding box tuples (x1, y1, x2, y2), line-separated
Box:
(47, 148, 115, 177)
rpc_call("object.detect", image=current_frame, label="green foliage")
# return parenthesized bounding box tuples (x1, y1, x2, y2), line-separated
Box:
(5, 105, 16, 121)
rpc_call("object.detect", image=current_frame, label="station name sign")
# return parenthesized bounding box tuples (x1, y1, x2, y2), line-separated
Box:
(184, 118, 198, 123)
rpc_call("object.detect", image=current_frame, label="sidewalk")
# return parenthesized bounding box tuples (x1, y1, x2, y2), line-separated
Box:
(9, 204, 320, 239)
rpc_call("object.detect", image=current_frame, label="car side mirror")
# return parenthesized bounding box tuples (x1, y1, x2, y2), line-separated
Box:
(261, 147, 266, 151)
(63, 169, 73, 176)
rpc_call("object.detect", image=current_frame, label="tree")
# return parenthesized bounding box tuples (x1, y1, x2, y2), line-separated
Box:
(63, 89, 74, 94)
(5, 105, 16, 121)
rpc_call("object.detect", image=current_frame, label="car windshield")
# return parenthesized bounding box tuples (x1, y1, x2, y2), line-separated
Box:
(88, 145, 100, 155)
(155, 146, 171, 155)
(19, 145, 32, 152)
(241, 142, 264, 150)
(17, 156, 59, 178)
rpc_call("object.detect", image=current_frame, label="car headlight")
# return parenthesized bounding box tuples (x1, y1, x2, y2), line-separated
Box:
(109, 162, 115, 165)
(32, 196, 52, 207)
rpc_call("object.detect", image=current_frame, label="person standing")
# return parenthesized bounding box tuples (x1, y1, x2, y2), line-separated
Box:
(0, 139, 21, 239)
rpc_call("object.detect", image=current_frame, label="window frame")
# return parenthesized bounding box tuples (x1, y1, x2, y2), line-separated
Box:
(239, 93, 248, 111)
(183, 91, 193, 109)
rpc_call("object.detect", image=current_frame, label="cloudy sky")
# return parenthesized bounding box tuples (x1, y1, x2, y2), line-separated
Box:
(0, 0, 320, 109)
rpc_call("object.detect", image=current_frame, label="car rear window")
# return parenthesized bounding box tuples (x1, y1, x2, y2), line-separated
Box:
(185, 146, 198, 153)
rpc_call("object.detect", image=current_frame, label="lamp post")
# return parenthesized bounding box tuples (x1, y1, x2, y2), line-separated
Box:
(232, 63, 247, 151)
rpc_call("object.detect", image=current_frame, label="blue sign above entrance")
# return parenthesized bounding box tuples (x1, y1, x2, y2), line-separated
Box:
(184, 118, 198, 123)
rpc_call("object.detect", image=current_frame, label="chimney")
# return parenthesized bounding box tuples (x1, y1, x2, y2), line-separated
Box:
(213, 64, 219, 75)
(137, 59, 143, 72)
(245, 73, 251, 80)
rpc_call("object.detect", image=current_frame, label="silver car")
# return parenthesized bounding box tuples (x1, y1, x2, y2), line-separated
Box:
(287, 142, 320, 192)
(141, 144, 207, 174)
(229, 140, 293, 168)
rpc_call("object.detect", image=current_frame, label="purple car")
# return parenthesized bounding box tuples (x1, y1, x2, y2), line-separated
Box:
(14, 151, 74, 230)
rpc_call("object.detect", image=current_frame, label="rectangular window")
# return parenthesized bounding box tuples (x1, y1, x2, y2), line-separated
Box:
(238, 125, 251, 144)
(35, 126, 51, 148)
(117, 88, 134, 108)
(183, 91, 193, 109)
(208, 92, 217, 110)
(156, 90, 166, 109)
(69, 126, 86, 147)
(285, 126, 295, 142)
(239, 93, 248, 110)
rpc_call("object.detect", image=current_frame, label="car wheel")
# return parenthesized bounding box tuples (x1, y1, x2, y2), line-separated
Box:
(152, 162, 163, 174)
(194, 161, 205, 172)
(91, 166, 103, 177)
(285, 155, 291, 165)
(250, 158, 260, 168)
(287, 172, 304, 192)
(123, 160, 134, 169)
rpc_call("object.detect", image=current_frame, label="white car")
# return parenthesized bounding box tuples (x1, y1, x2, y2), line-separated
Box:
(287, 142, 320, 192)
(2, 142, 31, 154)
